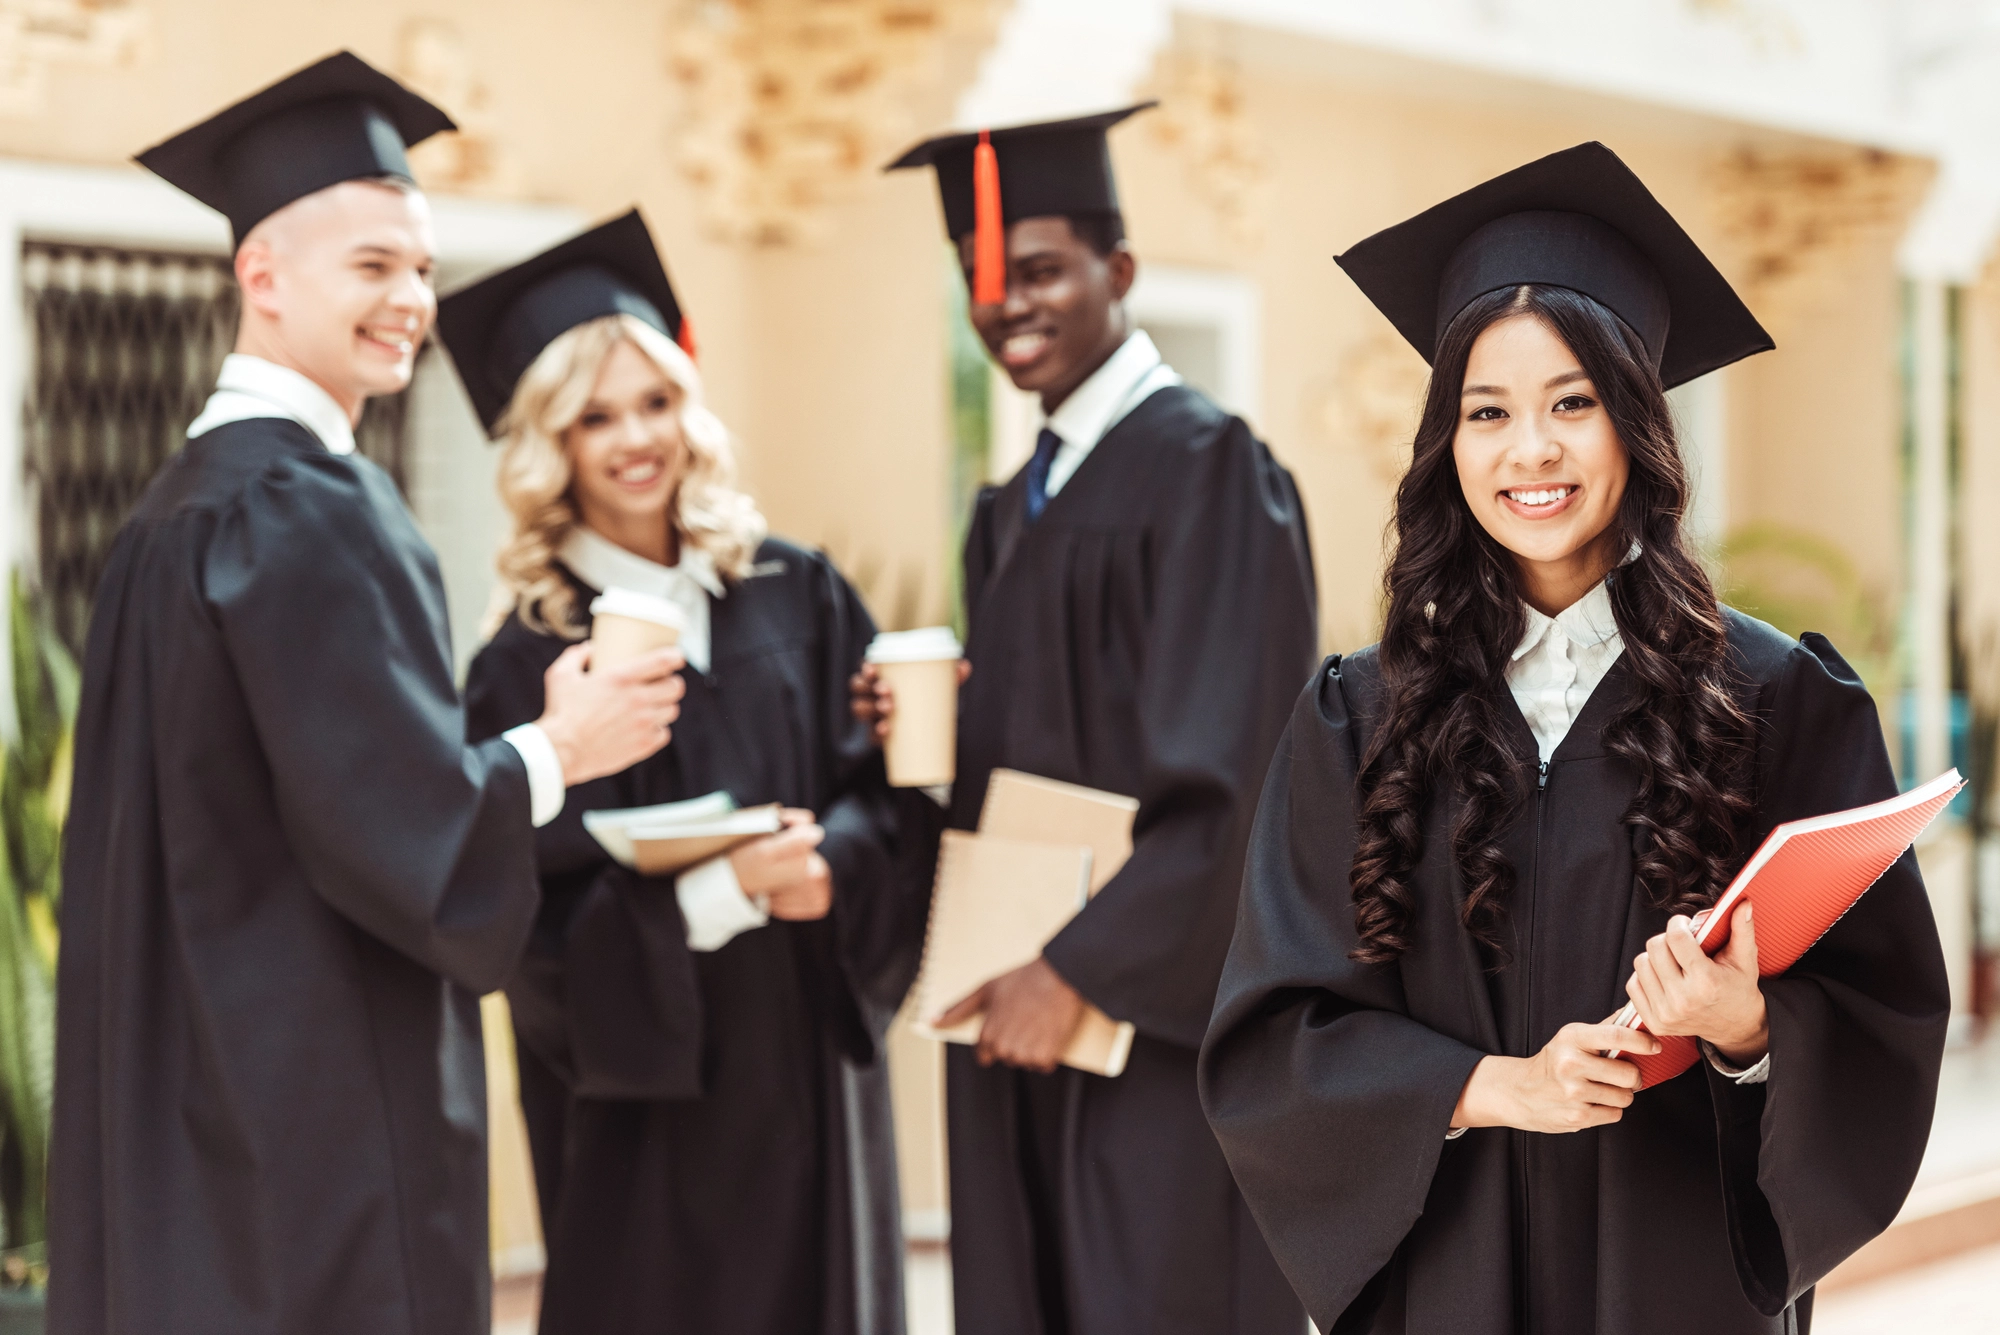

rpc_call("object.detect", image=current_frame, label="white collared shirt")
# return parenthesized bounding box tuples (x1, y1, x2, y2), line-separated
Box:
(1040, 329, 1183, 499)
(559, 526, 724, 676)
(187, 353, 359, 455)
(186, 354, 567, 828)
(559, 525, 765, 951)
(1505, 578, 1626, 766)
(1497, 576, 1769, 1089)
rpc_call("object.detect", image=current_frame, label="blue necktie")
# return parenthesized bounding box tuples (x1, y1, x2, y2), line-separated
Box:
(1024, 427, 1062, 523)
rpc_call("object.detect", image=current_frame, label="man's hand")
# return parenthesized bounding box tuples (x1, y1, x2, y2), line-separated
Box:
(936, 956, 1087, 1074)
(1626, 903, 1768, 1067)
(1451, 1020, 1660, 1135)
(848, 659, 972, 746)
(728, 810, 833, 921)
(536, 642, 684, 786)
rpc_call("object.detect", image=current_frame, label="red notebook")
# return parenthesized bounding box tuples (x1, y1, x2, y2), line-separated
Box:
(1612, 768, 1964, 1090)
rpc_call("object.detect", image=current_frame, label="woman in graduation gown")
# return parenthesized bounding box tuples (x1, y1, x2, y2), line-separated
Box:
(1198, 143, 1951, 1335)
(441, 212, 932, 1335)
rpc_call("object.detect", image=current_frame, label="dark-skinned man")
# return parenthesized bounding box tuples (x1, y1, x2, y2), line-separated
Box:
(865, 106, 1317, 1335)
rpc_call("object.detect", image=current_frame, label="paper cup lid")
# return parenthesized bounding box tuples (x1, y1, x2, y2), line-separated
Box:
(865, 626, 963, 663)
(589, 587, 685, 630)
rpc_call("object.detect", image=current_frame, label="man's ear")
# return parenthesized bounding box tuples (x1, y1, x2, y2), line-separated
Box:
(1106, 244, 1137, 302)
(234, 239, 282, 321)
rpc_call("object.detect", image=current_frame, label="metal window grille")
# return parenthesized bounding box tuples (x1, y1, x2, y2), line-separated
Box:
(21, 241, 409, 654)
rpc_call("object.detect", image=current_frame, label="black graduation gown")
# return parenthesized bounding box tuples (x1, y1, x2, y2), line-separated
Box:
(941, 384, 1319, 1335)
(1199, 612, 1952, 1334)
(464, 540, 932, 1335)
(51, 419, 540, 1335)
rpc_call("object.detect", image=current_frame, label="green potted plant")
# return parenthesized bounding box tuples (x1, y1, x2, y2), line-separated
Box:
(0, 573, 78, 1332)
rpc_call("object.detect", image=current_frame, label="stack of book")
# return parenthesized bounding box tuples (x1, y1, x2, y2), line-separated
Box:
(911, 769, 1141, 1077)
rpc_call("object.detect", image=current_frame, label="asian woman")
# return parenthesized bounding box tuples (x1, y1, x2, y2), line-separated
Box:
(1198, 145, 1950, 1335)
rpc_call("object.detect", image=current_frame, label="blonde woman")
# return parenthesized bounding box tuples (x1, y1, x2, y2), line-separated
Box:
(441, 212, 931, 1335)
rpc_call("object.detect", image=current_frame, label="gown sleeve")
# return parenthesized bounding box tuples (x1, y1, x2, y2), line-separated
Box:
(204, 448, 537, 996)
(463, 627, 706, 1101)
(1709, 632, 1951, 1313)
(1198, 657, 1489, 1324)
(797, 552, 945, 1065)
(1042, 419, 1320, 1047)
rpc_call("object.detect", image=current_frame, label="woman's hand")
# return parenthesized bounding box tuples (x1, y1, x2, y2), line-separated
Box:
(1451, 1021, 1659, 1134)
(727, 810, 831, 921)
(1626, 903, 1767, 1066)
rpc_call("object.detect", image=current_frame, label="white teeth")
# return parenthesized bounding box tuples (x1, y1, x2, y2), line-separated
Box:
(1003, 333, 1047, 356)
(1507, 486, 1573, 507)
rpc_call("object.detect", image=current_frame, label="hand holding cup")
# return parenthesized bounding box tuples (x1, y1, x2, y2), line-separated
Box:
(537, 641, 685, 786)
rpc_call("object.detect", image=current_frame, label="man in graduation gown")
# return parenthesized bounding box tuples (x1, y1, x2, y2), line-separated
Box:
(874, 108, 1319, 1334)
(50, 54, 683, 1335)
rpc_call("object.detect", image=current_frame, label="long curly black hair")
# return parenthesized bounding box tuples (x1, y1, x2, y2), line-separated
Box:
(1349, 283, 1756, 964)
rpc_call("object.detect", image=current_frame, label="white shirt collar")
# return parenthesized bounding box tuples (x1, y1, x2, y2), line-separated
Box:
(560, 525, 724, 599)
(185, 354, 358, 455)
(558, 526, 723, 675)
(1044, 329, 1175, 453)
(1511, 576, 1622, 663)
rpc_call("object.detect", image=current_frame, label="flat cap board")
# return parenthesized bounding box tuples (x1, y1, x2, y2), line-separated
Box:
(136, 50, 454, 246)
(885, 103, 1156, 238)
(436, 209, 688, 435)
(1335, 141, 1772, 388)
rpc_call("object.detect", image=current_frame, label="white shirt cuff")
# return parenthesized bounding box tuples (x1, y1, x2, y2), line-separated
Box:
(501, 723, 566, 828)
(676, 854, 769, 952)
(1702, 1040, 1771, 1085)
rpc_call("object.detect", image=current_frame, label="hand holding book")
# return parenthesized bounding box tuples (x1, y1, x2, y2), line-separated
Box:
(1623, 903, 1768, 1068)
(1607, 767, 1964, 1090)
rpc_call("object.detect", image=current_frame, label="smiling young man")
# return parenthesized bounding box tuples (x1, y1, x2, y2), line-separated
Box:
(877, 107, 1319, 1335)
(50, 54, 683, 1335)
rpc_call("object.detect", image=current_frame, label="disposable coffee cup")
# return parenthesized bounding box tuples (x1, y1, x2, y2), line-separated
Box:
(589, 588, 684, 674)
(865, 626, 963, 788)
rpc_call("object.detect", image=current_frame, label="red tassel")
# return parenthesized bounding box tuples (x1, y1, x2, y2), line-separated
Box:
(972, 130, 1005, 306)
(675, 314, 698, 363)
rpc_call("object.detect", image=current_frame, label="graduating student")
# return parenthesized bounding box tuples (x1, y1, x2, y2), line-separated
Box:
(1199, 143, 1951, 1335)
(867, 108, 1319, 1335)
(443, 211, 931, 1335)
(50, 55, 684, 1335)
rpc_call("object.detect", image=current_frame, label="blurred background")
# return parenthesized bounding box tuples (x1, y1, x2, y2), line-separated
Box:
(0, 2, 1994, 1332)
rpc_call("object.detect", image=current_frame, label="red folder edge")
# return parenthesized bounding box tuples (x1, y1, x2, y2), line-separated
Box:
(1614, 768, 1964, 1091)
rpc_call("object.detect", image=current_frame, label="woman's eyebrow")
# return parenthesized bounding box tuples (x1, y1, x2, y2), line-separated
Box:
(1544, 369, 1589, 389)
(1461, 383, 1503, 397)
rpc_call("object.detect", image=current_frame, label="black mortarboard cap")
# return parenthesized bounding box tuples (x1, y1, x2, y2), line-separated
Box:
(435, 209, 692, 436)
(1335, 142, 1772, 388)
(885, 103, 1155, 238)
(136, 51, 456, 247)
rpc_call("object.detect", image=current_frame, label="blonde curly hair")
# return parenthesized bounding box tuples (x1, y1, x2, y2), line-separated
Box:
(489, 312, 766, 638)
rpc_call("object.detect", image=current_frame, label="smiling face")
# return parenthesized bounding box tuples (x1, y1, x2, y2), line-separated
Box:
(234, 180, 437, 419)
(1454, 311, 1630, 615)
(960, 215, 1135, 411)
(561, 338, 687, 563)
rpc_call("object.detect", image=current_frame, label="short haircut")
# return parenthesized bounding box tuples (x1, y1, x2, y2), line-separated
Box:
(1064, 212, 1127, 258)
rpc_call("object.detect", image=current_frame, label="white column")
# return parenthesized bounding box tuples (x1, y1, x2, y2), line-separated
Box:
(1909, 277, 1952, 787)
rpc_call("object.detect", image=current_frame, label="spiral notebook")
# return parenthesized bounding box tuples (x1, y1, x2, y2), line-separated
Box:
(1614, 767, 1964, 1090)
